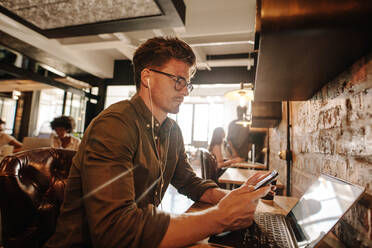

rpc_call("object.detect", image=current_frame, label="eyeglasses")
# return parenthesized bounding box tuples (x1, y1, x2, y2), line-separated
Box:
(149, 69, 193, 92)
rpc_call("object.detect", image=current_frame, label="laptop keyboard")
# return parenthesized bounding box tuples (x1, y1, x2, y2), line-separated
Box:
(208, 213, 291, 248)
(209, 225, 277, 248)
(253, 213, 292, 248)
(242, 221, 279, 248)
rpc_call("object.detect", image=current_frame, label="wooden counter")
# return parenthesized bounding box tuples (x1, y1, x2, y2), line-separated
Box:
(229, 162, 267, 170)
(218, 167, 284, 190)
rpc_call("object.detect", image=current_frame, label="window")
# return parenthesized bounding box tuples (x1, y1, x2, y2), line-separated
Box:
(208, 103, 224, 142)
(193, 104, 209, 142)
(105, 86, 136, 109)
(0, 98, 17, 134)
(36, 88, 64, 136)
(69, 94, 86, 137)
(175, 103, 224, 146)
(177, 104, 193, 145)
(64, 92, 73, 116)
(169, 104, 221, 146)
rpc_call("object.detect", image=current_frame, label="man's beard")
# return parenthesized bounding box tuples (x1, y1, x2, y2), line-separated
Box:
(165, 103, 181, 114)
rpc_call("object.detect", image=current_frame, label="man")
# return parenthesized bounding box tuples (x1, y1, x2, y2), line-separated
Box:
(45, 37, 270, 248)
(227, 106, 251, 160)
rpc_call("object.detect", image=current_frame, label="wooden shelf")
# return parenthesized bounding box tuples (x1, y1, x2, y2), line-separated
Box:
(254, 0, 372, 101)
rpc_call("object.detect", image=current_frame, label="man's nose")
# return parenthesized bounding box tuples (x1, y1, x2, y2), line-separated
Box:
(181, 85, 189, 96)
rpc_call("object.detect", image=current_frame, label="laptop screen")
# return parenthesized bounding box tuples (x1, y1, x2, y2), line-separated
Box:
(286, 174, 365, 248)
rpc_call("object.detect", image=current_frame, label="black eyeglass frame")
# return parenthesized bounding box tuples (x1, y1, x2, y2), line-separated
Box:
(149, 69, 194, 92)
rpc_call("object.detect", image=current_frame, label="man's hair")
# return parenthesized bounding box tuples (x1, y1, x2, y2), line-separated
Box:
(50, 116, 75, 133)
(132, 37, 196, 90)
(0, 119, 5, 125)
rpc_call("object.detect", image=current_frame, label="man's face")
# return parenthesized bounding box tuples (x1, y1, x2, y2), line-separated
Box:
(149, 59, 191, 115)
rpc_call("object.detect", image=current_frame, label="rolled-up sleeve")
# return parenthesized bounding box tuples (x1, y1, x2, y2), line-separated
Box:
(171, 126, 218, 202)
(81, 114, 170, 248)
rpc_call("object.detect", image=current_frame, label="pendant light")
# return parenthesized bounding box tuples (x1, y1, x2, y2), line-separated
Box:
(224, 82, 254, 126)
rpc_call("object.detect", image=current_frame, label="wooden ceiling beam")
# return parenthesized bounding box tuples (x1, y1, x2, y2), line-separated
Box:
(0, 62, 84, 96)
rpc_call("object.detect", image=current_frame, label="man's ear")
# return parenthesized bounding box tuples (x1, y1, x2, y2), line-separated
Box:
(141, 69, 151, 88)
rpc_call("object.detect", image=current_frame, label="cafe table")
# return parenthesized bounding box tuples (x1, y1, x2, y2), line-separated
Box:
(188, 196, 343, 248)
(161, 185, 344, 248)
(186, 198, 300, 247)
(187, 198, 296, 247)
(229, 162, 267, 170)
(218, 167, 284, 193)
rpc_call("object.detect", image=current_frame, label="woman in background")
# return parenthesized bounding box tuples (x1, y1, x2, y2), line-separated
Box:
(208, 127, 243, 169)
(50, 116, 80, 150)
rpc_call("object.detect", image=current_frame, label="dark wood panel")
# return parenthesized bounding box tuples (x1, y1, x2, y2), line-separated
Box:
(0, 62, 84, 96)
(109, 63, 256, 85)
(252, 101, 282, 127)
(192, 67, 255, 85)
(112, 60, 134, 85)
(255, 28, 371, 101)
(18, 92, 33, 141)
(255, 0, 372, 101)
(252, 117, 280, 128)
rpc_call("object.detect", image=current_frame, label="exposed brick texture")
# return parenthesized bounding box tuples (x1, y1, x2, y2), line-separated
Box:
(269, 52, 372, 247)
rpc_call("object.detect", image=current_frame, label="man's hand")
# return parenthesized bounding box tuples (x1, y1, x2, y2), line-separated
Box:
(214, 184, 271, 232)
(245, 171, 270, 186)
(159, 173, 273, 247)
(246, 171, 277, 194)
(199, 172, 273, 205)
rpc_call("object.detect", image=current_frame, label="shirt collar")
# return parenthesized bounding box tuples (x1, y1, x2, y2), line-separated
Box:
(130, 94, 173, 133)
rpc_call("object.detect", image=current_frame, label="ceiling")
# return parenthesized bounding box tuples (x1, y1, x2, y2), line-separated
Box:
(0, 0, 256, 86)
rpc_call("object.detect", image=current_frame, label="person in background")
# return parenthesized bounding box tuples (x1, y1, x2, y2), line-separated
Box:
(227, 105, 251, 160)
(45, 37, 271, 248)
(50, 116, 80, 150)
(209, 127, 243, 169)
(0, 118, 22, 153)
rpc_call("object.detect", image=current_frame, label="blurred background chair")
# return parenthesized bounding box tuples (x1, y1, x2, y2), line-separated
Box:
(0, 148, 76, 248)
(200, 148, 226, 188)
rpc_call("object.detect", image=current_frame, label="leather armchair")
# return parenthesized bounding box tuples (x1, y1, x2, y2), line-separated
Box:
(0, 148, 76, 248)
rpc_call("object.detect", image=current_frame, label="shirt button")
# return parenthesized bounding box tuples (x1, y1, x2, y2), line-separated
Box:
(154, 136, 158, 140)
(146, 124, 150, 128)
(155, 191, 158, 196)
(155, 123, 159, 127)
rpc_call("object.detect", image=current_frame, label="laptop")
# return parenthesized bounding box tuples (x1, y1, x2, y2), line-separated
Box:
(209, 173, 365, 248)
(21, 136, 52, 151)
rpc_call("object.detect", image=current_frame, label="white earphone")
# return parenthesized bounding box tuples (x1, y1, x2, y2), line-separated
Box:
(146, 76, 164, 205)
(145, 75, 174, 208)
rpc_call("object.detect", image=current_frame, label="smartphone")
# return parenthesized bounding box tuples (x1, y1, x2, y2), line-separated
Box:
(254, 170, 279, 190)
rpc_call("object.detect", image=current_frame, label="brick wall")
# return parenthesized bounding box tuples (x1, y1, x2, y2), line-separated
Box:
(269, 52, 372, 247)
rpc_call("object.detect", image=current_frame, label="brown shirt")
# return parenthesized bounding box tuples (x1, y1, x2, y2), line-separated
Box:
(45, 94, 217, 248)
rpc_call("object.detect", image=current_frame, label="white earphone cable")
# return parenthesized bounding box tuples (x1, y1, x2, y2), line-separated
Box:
(148, 78, 166, 208)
